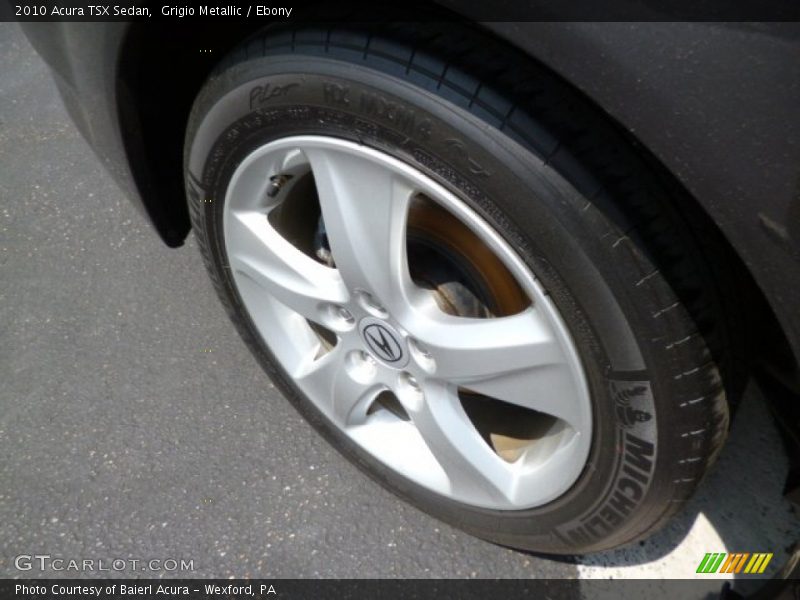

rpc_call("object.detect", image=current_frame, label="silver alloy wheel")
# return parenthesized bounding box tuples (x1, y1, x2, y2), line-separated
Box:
(223, 136, 592, 510)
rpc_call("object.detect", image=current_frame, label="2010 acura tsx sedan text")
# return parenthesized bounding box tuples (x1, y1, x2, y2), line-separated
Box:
(19, 14, 800, 554)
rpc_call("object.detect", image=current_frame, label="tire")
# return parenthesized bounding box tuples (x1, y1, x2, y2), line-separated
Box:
(184, 24, 729, 554)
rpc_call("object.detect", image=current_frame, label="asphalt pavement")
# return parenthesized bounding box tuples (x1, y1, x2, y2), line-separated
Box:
(0, 22, 797, 595)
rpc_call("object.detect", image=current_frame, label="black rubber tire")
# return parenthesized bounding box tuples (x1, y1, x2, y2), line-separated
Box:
(184, 23, 730, 554)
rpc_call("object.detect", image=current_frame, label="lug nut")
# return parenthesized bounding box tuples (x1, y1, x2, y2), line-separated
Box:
(345, 350, 377, 383)
(401, 371, 421, 392)
(337, 306, 354, 325)
(322, 303, 355, 331)
(408, 338, 435, 373)
(356, 289, 388, 317)
(409, 338, 431, 359)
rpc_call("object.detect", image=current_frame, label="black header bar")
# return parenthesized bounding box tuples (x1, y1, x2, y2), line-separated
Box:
(2, 0, 800, 22)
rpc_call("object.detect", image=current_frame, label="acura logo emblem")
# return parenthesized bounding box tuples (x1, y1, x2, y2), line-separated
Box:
(359, 318, 408, 367)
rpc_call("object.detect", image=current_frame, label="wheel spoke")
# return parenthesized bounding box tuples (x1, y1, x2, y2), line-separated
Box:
(412, 307, 560, 379)
(226, 209, 349, 321)
(461, 364, 584, 429)
(408, 381, 515, 504)
(304, 147, 414, 311)
(410, 308, 583, 427)
(295, 346, 382, 428)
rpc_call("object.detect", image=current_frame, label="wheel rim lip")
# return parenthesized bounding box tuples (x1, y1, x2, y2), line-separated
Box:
(222, 135, 593, 510)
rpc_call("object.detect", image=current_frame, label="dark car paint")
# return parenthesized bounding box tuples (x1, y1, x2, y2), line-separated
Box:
(19, 20, 800, 377)
(21, 23, 137, 207)
(484, 22, 800, 372)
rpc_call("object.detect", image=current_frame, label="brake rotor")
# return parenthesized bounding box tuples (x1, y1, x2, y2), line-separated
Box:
(406, 195, 530, 318)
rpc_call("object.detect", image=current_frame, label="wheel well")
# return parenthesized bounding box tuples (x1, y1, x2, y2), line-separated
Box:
(116, 20, 264, 246)
(116, 16, 798, 393)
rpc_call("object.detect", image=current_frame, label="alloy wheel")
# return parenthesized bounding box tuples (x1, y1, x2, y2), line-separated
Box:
(223, 136, 592, 510)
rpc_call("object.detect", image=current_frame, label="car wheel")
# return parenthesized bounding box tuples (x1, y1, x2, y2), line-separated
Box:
(184, 24, 729, 553)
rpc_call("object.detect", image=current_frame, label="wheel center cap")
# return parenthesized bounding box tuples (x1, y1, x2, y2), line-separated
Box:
(358, 317, 408, 368)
